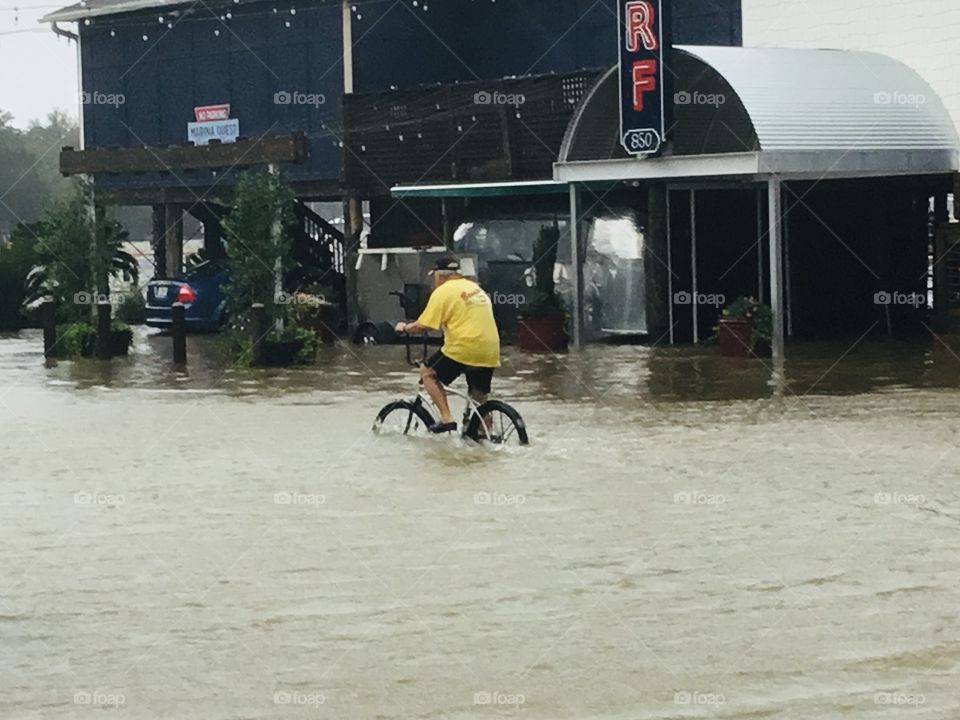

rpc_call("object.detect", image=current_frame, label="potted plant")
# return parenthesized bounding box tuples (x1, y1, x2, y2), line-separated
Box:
(715, 296, 772, 358)
(518, 222, 568, 352)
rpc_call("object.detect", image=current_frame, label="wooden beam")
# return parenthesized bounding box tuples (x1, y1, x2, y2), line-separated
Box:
(60, 132, 309, 176)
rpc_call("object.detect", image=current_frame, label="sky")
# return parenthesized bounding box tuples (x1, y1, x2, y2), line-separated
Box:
(0, 0, 78, 128)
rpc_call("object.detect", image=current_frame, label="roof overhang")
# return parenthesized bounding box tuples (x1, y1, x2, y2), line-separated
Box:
(555, 149, 960, 184)
(391, 179, 569, 199)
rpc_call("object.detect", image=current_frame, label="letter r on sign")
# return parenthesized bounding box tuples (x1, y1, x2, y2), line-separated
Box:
(632, 60, 658, 111)
(626, 1, 658, 52)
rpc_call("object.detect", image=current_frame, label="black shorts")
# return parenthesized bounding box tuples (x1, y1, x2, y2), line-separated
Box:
(425, 351, 494, 394)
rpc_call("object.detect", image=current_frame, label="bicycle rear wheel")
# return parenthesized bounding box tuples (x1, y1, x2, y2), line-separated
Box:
(373, 399, 436, 437)
(464, 400, 529, 446)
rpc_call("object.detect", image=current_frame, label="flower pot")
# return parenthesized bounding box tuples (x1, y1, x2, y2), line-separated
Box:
(261, 338, 305, 366)
(718, 317, 753, 358)
(518, 314, 568, 353)
(109, 328, 133, 356)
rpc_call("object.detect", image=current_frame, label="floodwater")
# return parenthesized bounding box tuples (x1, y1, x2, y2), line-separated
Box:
(2, 328, 960, 719)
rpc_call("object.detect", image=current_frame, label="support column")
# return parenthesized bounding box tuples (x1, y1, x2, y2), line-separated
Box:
(666, 188, 674, 344)
(784, 187, 794, 338)
(768, 177, 785, 359)
(152, 204, 167, 278)
(164, 203, 184, 279)
(569, 183, 584, 350)
(268, 164, 283, 335)
(690, 189, 699, 344)
(343, 194, 363, 331)
(756, 187, 765, 303)
(644, 184, 669, 342)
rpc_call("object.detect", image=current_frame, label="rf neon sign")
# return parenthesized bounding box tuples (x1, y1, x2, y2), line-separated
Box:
(619, 0, 669, 155)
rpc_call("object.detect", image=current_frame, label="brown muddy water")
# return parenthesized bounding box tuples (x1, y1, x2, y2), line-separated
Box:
(2, 327, 960, 719)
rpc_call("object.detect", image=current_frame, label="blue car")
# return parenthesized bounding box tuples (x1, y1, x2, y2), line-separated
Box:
(145, 261, 229, 332)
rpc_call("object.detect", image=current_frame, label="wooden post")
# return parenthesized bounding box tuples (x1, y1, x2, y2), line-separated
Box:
(251, 303, 266, 366)
(95, 301, 112, 360)
(42, 300, 57, 358)
(164, 203, 184, 278)
(172, 302, 187, 365)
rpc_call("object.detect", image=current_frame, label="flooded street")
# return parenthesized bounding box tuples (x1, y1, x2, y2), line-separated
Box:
(2, 328, 960, 718)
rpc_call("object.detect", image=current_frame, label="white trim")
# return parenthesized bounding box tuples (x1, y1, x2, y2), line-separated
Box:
(392, 179, 563, 194)
(554, 149, 959, 183)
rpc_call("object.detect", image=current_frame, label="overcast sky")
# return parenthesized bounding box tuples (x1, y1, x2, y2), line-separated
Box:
(0, 0, 78, 128)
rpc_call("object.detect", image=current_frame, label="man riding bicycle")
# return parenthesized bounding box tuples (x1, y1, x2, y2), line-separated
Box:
(395, 255, 501, 434)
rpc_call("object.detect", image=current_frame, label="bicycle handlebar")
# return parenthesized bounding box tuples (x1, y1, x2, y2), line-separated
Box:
(399, 331, 429, 367)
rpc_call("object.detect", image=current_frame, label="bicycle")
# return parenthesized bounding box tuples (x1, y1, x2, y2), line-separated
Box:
(372, 333, 530, 446)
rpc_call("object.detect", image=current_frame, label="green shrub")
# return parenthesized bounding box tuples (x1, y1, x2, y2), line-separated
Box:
(115, 290, 146, 325)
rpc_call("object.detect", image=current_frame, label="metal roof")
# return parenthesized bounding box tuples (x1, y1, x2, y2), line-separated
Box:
(42, 0, 189, 23)
(556, 45, 959, 182)
(682, 45, 959, 152)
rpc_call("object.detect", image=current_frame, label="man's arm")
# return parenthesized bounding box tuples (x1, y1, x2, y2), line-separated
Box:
(395, 319, 434, 334)
(396, 288, 445, 334)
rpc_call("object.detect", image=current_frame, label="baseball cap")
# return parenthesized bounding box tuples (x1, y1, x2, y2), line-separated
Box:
(428, 255, 461, 275)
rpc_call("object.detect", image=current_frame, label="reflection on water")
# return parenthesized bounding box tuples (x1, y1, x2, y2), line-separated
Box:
(2, 327, 960, 718)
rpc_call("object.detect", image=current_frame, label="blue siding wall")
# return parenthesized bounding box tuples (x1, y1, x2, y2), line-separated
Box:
(81, 0, 344, 187)
(80, 0, 741, 189)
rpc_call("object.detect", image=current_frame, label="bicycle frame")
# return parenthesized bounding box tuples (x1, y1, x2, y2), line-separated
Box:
(403, 332, 496, 441)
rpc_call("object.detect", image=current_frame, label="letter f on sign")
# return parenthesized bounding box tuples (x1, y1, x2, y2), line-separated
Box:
(626, 1, 658, 52)
(632, 60, 658, 111)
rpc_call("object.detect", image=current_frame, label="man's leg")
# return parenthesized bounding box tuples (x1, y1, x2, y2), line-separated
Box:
(467, 369, 494, 430)
(420, 364, 454, 424)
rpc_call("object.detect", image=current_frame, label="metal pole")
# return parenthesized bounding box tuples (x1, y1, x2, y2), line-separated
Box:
(756, 187, 765, 303)
(768, 177, 785, 359)
(690, 189, 699, 344)
(666, 188, 674, 345)
(784, 187, 794, 338)
(172, 302, 187, 366)
(268, 163, 284, 335)
(569, 183, 583, 350)
(251, 303, 266, 366)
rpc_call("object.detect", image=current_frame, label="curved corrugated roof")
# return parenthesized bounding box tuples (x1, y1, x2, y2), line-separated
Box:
(680, 45, 959, 152)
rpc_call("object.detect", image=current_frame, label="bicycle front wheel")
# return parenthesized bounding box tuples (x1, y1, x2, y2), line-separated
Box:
(373, 400, 436, 437)
(464, 400, 529, 446)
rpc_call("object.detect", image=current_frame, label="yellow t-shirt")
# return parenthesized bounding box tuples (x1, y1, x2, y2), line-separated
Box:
(417, 277, 501, 368)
